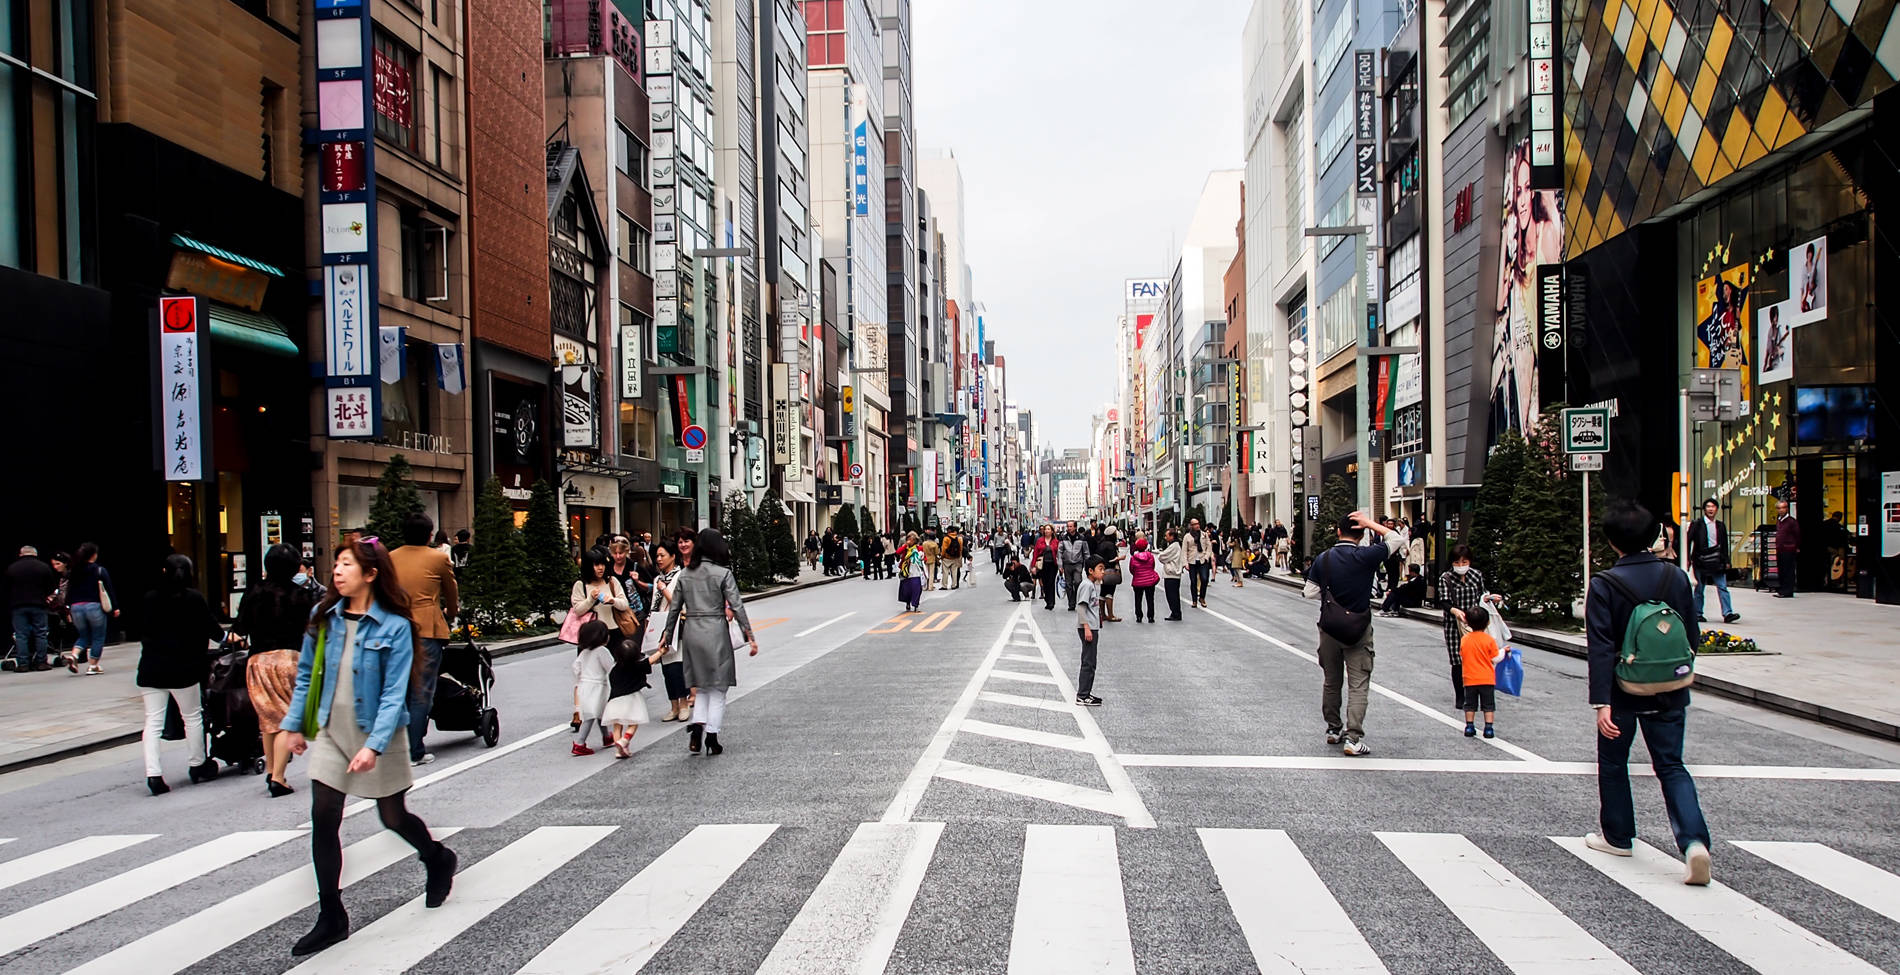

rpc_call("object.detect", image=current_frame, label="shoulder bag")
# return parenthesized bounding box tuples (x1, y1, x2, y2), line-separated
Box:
(1315, 551, 1372, 645)
(609, 579, 639, 637)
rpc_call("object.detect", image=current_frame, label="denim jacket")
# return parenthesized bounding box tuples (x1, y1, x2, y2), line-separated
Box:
(280, 599, 414, 754)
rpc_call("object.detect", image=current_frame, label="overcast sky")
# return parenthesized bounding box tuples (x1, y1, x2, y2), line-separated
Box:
(913, 0, 1248, 453)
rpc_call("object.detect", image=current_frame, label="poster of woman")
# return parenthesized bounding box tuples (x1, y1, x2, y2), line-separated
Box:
(1490, 139, 1563, 439)
(1758, 300, 1794, 385)
(1789, 235, 1827, 326)
(1694, 264, 1752, 403)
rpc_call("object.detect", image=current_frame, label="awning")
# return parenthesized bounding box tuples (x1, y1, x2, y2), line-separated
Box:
(170, 234, 287, 278)
(208, 305, 300, 357)
(781, 487, 816, 504)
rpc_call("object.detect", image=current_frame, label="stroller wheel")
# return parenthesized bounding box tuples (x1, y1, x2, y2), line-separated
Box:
(480, 710, 500, 748)
(251, 758, 268, 775)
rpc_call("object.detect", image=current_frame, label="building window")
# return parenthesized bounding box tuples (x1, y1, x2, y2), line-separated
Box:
(399, 208, 448, 303)
(372, 31, 419, 153)
(1444, 0, 1490, 126)
(1286, 292, 1309, 347)
(619, 403, 658, 459)
(1313, 0, 1353, 85)
(551, 271, 588, 337)
(1280, 109, 1306, 261)
(1386, 147, 1420, 216)
(1316, 280, 1354, 360)
(430, 66, 449, 167)
(800, 0, 846, 67)
(1316, 194, 1352, 258)
(614, 124, 646, 186)
(1316, 95, 1353, 173)
(618, 213, 651, 272)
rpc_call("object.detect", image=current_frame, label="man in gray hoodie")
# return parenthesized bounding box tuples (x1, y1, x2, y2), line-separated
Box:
(1058, 524, 1092, 612)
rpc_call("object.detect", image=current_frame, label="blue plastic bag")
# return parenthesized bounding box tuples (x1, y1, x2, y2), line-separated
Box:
(1495, 647, 1524, 696)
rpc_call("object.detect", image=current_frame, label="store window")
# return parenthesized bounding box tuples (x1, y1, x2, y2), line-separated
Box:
(372, 31, 418, 153)
(619, 402, 658, 459)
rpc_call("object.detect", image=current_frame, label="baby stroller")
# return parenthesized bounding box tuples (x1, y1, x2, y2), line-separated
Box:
(203, 642, 268, 774)
(429, 639, 500, 748)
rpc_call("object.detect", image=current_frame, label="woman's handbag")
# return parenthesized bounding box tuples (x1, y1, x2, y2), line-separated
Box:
(558, 608, 596, 644)
(610, 580, 639, 637)
(1103, 568, 1123, 588)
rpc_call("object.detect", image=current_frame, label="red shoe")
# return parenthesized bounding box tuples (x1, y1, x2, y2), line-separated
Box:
(570, 742, 595, 757)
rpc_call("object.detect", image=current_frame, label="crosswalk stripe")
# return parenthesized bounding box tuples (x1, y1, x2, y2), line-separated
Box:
(987, 669, 1059, 686)
(0, 834, 157, 892)
(1198, 828, 1388, 974)
(1732, 841, 1900, 924)
(64, 828, 463, 975)
(516, 824, 774, 975)
(1551, 836, 1887, 973)
(1380, 832, 1637, 973)
(935, 760, 1132, 819)
(0, 829, 302, 957)
(977, 690, 1073, 713)
(1009, 824, 1135, 974)
(288, 825, 615, 975)
(959, 719, 1092, 752)
(756, 822, 943, 975)
(1001, 653, 1044, 664)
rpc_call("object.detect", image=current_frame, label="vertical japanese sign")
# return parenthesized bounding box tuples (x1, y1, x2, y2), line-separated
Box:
(620, 322, 642, 399)
(158, 296, 207, 481)
(771, 362, 793, 465)
(853, 120, 870, 216)
(1526, 0, 1561, 188)
(1354, 50, 1378, 198)
(317, 0, 381, 438)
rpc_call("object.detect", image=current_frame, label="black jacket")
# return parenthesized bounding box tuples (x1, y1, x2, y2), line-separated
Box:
(1685, 517, 1730, 572)
(1586, 553, 1698, 711)
(5, 556, 57, 609)
(137, 588, 225, 689)
(1001, 563, 1032, 588)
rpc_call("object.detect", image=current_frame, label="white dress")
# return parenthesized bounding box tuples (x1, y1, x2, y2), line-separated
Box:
(572, 645, 613, 721)
(601, 679, 650, 725)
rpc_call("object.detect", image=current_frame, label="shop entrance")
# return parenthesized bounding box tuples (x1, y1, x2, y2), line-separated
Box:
(1795, 455, 1868, 596)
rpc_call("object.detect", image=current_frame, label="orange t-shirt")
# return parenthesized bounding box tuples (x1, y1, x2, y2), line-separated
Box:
(1460, 631, 1501, 687)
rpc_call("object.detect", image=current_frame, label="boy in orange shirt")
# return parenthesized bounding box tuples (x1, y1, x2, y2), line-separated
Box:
(1460, 605, 1505, 738)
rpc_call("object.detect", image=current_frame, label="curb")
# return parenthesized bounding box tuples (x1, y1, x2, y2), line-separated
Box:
(1255, 570, 1899, 742)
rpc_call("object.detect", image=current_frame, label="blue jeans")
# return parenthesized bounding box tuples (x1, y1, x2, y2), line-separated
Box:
(407, 638, 446, 760)
(71, 603, 108, 661)
(1597, 706, 1711, 853)
(11, 607, 48, 666)
(1692, 567, 1733, 618)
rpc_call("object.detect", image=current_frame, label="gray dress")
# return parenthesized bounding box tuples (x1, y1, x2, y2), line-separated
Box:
(661, 562, 752, 692)
(307, 616, 414, 798)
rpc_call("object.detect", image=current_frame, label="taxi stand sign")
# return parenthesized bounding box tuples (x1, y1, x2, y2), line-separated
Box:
(1561, 406, 1609, 590)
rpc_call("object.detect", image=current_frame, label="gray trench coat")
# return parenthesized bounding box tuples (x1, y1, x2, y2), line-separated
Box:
(659, 561, 754, 691)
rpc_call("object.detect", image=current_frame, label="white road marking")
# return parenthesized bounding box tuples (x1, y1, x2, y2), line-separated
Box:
(0, 830, 303, 957)
(881, 606, 1026, 824)
(1008, 825, 1135, 975)
(1001, 652, 1044, 664)
(986, 669, 1060, 686)
(978, 690, 1076, 713)
(328, 720, 572, 822)
(66, 828, 463, 975)
(934, 760, 1135, 819)
(0, 834, 156, 892)
(795, 611, 858, 637)
(1198, 828, 1388, 974)
(516, 824, 775, 975)
(1020, 610, 1156, 828)
(289, 825, 615, 975)
(1732, 841, 1900, 923)
(1118, 754, 1900, 781)
(960, 719, 1093, 752)
(1380, 831, 1638, 973)
(1552, 835, 1886, 973)
(1205, 606, 1549, 762)
(755, 822, 943, 975)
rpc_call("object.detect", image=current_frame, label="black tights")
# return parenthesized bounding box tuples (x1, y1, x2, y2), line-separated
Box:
(310, 781, 437, 896)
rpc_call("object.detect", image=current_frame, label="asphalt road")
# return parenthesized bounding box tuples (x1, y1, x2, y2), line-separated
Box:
(0, 562, 1896, 974)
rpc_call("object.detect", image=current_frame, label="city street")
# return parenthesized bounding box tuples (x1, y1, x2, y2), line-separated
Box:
(1, 567, 1897, 974)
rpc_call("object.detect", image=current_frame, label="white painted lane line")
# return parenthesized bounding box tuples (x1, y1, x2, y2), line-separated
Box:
(1119, 754, 1900, 781)
(1008, 825, 1135, 975)
(0, 829, 303, 957)
(934, 760, 1133, 819)
(1380, 832, 1638, 973)
(66, 828, 463, 975)
(1551, 836, 1885, 974)
(977, 690, 1075, 713)
(796, 611, 857, 637)
(986, 669, 1059, 686)
(0, 834, 157, 892)
(960, 719, 1092, 753)
(290, 825, 615, 975)
(1001, 652, 1044, 664)
(1733, 841, 1900, 924)
(516, 824, 774, 975)
(1020, 611, 1156, 828)
(881, 605, 1026, 824)
(330, 720, 572, 822)
(1198, 828, 1388, 975)
(756, 822, 943, 975)
(1204, 607, 1548, 763)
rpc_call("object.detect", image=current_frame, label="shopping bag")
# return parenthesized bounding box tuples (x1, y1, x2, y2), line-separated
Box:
(1495, 647, 1525, 697)
(1481, 593, 1512, 643)
(558, 610, 595, 644)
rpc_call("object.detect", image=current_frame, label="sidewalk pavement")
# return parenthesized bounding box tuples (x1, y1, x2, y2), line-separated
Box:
(0, 566, 848, 774)
(1257, 569, 1900, 741)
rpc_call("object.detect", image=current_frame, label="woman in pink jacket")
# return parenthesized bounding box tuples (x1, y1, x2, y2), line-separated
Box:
(1127, 533, 1160, 623)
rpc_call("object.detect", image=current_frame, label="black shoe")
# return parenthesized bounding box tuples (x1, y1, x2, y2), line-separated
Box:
(267, 779, 296, 798)
(688, 722, 704, 753)
(1165, 615, 1182, 621)
(1698, 615, 1708, 622)
(1075, 694, 1103, 707)
(706, 733, 723, 756)
(30, 659, 50, 671)
(187, 761, 220, 784)
(147, 775, 170, 796)
(423, 844, 457, 908)
(292, 896, 350, 956)
(1723, 613, 1741, 623)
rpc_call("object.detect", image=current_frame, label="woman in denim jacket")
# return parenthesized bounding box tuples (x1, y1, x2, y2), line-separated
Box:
(280, 537, 458, 957)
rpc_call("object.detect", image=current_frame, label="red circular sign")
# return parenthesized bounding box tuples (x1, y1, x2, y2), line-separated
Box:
(161, 297, 196, 333)
(682, 425, 707, 449)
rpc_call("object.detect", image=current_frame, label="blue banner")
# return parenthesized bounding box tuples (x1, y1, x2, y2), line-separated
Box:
(853, 121, 869, 216)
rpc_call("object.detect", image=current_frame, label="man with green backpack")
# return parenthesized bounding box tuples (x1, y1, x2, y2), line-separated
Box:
(1583, 502, 1713, 886)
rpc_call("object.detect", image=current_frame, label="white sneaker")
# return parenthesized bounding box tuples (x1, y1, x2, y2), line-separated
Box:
(1683, 841, 1712, 885)
(1325, 730, 1342, 745)
(1584, 832, 1634, 857)
(1341, 739, 1370, 756)
(410, 753, 435, 767)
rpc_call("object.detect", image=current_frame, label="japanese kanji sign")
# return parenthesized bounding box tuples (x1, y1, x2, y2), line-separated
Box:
(158, 296, 206, 481)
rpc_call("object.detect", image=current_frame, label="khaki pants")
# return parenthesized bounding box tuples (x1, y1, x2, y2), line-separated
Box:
(1317, 627, 1375, 743)
(941, 557, 964, 587)
(925, 560, 938, 588)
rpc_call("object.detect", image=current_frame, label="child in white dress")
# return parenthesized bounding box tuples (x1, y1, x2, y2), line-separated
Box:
(570, 620, 614, 756)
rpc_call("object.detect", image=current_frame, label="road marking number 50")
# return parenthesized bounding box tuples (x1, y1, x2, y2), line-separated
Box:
(869, 611, 960, 634)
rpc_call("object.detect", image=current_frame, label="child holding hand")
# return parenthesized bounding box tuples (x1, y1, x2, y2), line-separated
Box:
(1460, 604, 1504, 739)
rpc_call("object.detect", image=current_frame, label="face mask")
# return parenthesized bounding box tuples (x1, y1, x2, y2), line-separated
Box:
(1453, 565, 1470, 575)
(293, 572, 310, 585)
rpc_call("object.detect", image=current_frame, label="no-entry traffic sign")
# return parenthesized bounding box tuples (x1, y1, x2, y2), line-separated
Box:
(681, 424, 707, 450)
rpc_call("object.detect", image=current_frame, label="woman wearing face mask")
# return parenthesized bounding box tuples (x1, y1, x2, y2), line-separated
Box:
(1436, 544, 1500, 711)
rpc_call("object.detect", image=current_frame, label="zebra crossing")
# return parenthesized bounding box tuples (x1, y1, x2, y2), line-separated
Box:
(2, 819, 1897, 974)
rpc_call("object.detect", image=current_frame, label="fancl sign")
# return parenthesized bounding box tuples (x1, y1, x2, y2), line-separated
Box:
(1125, 278, 1166, 302)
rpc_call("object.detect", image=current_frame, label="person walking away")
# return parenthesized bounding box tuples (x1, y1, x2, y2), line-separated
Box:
(1686, 498, 1740, 623)
(1773, 498, 1800, 598)
(1437, 545, 1498, 710)
(449, 530, 472, 580)
(657, 529, 759, 756)
(1457, 604, 1505, 738)
(1059, 527, 1089, 611)
(7, 546, 57, 671)
(862, 531, 884, 580)
(898, 533, 927, 611)
(1182, 521, 1212, 607)
(570, 620, 615, 756)
(65, 542, 118, 674)
(992, 531, 1011, 573)
(1127, 533, 1158, 623)
(1094, 526, 1123, 621)
(389, 513, 460, 767)
(842, 535, 859, 577)
(1031, 525, 1061, 611)
(940, 530, 965, 589)
(1581, 502, 1712, 886)
(804, 531, 821, 571)
(136, 554, 226, 795)
(232, 544, 318, 797)
(281, 538, 459, 955)
(1303, 512, 1408, 756)
(646, 542, 689, 721)
(1157, 528, 1185, 620)
(1072, 557, 1107, 706)
(921, 532, 939, 589)
(1272, 519, 1291, 570)
(1001, 555, 1033, 601)
(1228, 531, 1249, 588)
(1381, 518, 1405, 596)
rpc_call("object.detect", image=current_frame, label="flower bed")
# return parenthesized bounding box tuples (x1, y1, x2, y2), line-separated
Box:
(1697, 630, 1761, 654)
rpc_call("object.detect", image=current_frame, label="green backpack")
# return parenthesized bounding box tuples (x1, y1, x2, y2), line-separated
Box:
(1598, 571, 1696, 694)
